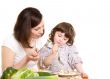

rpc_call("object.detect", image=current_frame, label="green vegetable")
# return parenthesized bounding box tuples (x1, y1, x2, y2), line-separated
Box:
(1, 67, 17, 79)
(1, 67, 58, 79)
(26, 72, 59, 79)
(38, 71, 53, 76)
(11, 67, 39, 79)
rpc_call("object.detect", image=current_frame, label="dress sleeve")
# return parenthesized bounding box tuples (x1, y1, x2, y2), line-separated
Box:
(68, 45, 83, 69)
(2, 35, 16, 53)
(39, 46, 51, 69)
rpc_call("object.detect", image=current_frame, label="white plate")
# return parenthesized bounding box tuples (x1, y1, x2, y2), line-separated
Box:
(58, 73, 81, 77)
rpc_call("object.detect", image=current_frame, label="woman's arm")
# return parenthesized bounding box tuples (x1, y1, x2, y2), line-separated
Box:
(2, 46, 39, 71)
(2, 46, 29, 71)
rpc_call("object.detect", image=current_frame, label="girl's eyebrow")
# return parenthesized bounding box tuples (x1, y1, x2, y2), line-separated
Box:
(57, 32, 63, 34)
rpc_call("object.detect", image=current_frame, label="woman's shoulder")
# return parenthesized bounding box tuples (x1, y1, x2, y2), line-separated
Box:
(5, 34, 14, 39)
(2, 34, 18, 47)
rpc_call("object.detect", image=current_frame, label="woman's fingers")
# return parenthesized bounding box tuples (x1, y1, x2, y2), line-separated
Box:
(26, 48, 40, 61)
(27, 54, 39, 61)
(35, 48, 39, 52)
(32, 56, 40, 61)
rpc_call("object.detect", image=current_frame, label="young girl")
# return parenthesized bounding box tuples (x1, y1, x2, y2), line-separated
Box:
(39, 22, 88, 78)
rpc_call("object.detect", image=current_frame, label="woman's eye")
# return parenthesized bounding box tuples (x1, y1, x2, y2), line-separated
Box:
(35, 29, 38, 31)
(35, 28, 40, 31)
(34, 27, 41, 31)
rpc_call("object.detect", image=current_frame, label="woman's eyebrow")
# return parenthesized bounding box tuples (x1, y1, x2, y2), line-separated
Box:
(34, 27, 40, 30)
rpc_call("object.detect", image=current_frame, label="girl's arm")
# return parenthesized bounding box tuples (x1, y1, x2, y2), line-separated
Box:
(43, 52, 57, 66)
(75, 63, 85, 73)
(75, 63, 88, 78)
(43, 44, 59, 66)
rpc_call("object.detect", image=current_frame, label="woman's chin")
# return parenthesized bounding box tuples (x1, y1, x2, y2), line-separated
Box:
(34, 36, 42, 39)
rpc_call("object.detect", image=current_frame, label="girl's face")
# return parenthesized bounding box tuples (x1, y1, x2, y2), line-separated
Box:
(53, 31, 69, 46)
(30, 19, 44, 39)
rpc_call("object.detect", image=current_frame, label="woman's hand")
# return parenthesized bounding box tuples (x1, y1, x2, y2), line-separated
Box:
(25, 48, 40, 61)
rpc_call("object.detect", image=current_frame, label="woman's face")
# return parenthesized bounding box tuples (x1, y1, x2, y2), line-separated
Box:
(53, 31, 69, 46)
(30, 19, 44, 39)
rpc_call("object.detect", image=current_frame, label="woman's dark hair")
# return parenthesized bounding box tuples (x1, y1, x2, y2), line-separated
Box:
(49, 22, 75, 46)
(14, 7, 43, 48)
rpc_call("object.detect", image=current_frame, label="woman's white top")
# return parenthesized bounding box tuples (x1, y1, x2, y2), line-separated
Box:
(2, 34, 45, 72)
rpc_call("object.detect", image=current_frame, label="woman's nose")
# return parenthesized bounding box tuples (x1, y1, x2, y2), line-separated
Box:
(39, 28, 44, 34)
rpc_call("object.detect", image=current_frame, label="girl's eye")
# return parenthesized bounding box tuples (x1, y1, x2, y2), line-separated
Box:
(64, 38, 67, 40)
(58, 34, 62, 37)
(64, 37, 69, 41)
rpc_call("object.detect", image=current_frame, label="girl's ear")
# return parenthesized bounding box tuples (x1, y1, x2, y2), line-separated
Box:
(51, 30, 54, 36)
(49, 34, 51, 38)
(49, 30, 54, 38)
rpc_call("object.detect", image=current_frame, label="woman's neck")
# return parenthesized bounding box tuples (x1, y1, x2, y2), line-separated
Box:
(29, 38, 37, 48)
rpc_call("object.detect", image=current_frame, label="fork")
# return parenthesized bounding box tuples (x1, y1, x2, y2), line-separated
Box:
(58, 52, 64, 65)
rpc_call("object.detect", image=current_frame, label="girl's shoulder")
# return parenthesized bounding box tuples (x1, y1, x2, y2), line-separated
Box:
(67, 44, 79, 54)
(67, 44, 77, 49)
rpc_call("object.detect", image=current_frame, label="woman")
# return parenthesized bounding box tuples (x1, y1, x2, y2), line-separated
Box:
(2, 7, 44, 72)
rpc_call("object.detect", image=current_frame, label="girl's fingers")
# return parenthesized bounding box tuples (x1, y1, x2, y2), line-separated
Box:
(81, 73, 88, 79)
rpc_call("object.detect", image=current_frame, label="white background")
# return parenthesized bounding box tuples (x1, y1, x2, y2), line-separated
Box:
(0, 0, 110, 79)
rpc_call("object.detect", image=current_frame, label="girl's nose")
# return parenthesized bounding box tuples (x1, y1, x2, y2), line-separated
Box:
(59, 38, 63, 42)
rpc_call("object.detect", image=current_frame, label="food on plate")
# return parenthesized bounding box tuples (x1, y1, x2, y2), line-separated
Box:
(58, 70, 81, 78)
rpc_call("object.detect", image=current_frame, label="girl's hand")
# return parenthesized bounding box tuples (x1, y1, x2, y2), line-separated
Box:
(52, 43, 60, 54)
(25, 48, 40, 61)
(81, 73, 88, 79)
